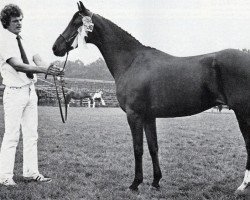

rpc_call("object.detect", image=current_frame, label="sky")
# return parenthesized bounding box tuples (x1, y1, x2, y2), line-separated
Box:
(1, 0, 250, 64)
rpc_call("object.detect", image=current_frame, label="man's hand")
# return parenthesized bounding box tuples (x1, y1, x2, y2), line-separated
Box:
(47, 62, 64, 77)
(33, 54, 64, 76)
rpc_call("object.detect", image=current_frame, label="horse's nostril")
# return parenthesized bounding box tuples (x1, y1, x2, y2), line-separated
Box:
(52, 45, 57, 52)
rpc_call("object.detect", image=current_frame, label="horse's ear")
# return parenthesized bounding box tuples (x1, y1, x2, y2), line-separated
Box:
(77, 2, 81, 11)
(79, 1, 86, 12)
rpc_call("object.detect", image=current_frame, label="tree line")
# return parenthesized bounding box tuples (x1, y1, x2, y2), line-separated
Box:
(58, 58, 114, 81)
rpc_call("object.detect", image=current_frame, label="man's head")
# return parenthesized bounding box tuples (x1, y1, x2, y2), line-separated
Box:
(0, 4, 23, 35)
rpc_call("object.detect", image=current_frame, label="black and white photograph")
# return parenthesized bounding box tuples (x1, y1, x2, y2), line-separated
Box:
(0, 0, 250, 199)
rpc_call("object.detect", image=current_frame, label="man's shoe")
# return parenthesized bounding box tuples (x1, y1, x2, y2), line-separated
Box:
(24, 174, 52, 183)
(0, 178, 17, 186)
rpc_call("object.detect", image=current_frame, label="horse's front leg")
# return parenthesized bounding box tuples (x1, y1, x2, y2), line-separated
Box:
(88, 99, 90, 108)
(144, 117, 162, 189)
(235, 114, 250, 194)
(127, 109, 144, 191)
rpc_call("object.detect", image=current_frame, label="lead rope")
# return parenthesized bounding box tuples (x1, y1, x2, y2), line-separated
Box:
(61, 52, 69, 121)
(45, 52, 69, 123)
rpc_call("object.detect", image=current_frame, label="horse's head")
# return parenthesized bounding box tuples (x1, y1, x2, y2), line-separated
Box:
(52, 1, 93, 57)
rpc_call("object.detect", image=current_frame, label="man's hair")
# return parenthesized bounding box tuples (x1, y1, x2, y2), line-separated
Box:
(0, 4, 23, 29)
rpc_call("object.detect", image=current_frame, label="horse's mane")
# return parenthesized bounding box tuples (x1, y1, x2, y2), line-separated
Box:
(95, 14, 144, 50)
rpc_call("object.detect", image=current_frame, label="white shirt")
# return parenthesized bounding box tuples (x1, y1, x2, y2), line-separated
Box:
(0, 29, 37, 87)
(0, 54, 5, 69)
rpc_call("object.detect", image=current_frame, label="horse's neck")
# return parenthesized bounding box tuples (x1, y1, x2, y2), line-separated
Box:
(88, 14, 146, 79)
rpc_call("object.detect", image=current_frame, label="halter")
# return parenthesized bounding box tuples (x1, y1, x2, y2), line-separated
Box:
(59, 32, 78, 52)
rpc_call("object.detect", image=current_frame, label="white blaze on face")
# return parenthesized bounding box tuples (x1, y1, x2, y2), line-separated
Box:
(237, 170, 250, 191)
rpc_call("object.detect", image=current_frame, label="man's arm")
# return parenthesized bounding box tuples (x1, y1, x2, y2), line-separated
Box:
(7, 57, 48, 73)
(6, 56, 61, 76)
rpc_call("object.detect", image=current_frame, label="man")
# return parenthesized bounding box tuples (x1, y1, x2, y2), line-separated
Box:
(0, 4, 62, 186)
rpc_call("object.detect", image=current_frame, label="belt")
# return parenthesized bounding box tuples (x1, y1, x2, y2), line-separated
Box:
(7, 83, 34, 89)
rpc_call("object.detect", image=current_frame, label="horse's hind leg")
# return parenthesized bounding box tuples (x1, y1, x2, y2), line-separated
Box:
(144, 117, 162, 189)
(101, 98, 106, 106)
(127, 109, 144, 191)
(235, 114, 250, 194)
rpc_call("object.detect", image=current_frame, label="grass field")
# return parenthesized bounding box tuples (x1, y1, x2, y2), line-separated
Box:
(0, 106, 248, 199)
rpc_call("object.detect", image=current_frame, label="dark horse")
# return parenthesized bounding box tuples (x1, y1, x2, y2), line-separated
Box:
(65, 90, 93, 107)
(53, 2, 250, 193)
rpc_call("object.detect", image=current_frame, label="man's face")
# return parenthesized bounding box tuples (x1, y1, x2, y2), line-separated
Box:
(7, 16, 23, 35)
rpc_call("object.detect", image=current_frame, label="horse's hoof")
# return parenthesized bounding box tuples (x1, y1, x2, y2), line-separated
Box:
(235, 182, 250, 196)
(129, 184, 139, 192)
(235, 188, 250, 196)
(235, 189, 243, 195)
(127, 186, 139, 195)
(152, 181, 160, 189)
(151, 183, 161, 191)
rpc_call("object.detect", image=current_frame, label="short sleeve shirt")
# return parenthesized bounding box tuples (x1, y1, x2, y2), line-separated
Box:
(0, 29, 37, 87)
(0, 53, 5, 67)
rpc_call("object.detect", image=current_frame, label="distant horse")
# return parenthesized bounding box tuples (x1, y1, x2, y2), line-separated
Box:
(92, 91, 106, 108)
(53, 2, 250, 193)
(65, 90, 92, 107)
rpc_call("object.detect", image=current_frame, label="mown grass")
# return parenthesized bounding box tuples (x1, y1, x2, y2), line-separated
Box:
(0, 106, 248, 199)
